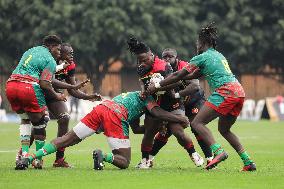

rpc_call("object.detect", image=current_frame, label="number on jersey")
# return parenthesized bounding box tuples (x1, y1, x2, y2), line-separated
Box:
(24, 55, 32, 67)
(221, 59, 232, 74)
(121, 92, 129, 98)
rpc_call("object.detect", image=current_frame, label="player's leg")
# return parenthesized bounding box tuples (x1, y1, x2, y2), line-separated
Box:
(16, 112, 32, 162)
(218, 104, 256, 171)
(75, 99, 79, 119)
(5, 82, 33, 162)
(26, 111, 49, 169)
(168, 122, 204, 167)
(16, 120, 97, 170)
(149, 126, 172, 164)
(187, 111, 213, 164)
(93, 104, 132, 170)
(186, 95, 214, 163)
(112, 148, 131, 169)
(190, 104, 229, 170)
(93, 138, 131, 170)
(47, 100, 71, 167)
(19, 114, 32, 153)
(137, 115, 161, 168)
(16, 104, 104, 170)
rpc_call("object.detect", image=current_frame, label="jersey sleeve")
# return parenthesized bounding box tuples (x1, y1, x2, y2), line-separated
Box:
(144, 96, 159, 111)
(190, 53, 206, 68)
(67, 62, 76, 76)
(183, 54, 205, 74)
(40, 57, 56, 82)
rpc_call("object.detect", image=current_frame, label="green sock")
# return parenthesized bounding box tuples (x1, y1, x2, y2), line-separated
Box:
(28, 143, 57, 162)
(239, 151, 253, 166)
(20, 135, 30, 155)
(210, 143, 224, 156)
(35, 140, 45, 160)
(22, 144, 29, 155)
(103, 153, 114, 163)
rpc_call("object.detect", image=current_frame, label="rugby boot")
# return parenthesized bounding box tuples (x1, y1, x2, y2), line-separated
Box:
(242, 162, 256, 172)
(205, 151, 228, 170)
(93, 149, 104, 170)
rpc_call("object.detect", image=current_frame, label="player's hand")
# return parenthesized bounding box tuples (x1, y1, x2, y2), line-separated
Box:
(88, 93, 102, 101)
(56, 93, 67, 102)
(146, 82, 158, 95)
(72, 79, 90, 90)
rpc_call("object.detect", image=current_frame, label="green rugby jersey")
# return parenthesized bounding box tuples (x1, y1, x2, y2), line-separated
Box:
(187, 48, 237, 92)
(112, 91, 157, 122)
(12, 46, 56, 82)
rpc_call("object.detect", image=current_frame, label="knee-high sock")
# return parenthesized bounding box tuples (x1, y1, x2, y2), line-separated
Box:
(28, 143, 57, 163)
(19, 124, 32, 156)
(35, 140, 45, 160)
(150, 133, 169, 156)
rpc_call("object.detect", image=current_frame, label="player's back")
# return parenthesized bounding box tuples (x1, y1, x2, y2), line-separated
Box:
(112, 91, 149, 122)
(192, 48, 237, 91)
(12, 46, 56, 81)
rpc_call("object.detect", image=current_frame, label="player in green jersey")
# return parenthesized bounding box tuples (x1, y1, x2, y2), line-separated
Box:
(146, 23, 256, 171)
(15, 91, 189, 170)
(6, 35, 66, 169)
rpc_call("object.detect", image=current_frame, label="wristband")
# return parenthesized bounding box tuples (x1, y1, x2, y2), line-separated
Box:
(154, 82, 161, 89)
(174, 93, 180, 99)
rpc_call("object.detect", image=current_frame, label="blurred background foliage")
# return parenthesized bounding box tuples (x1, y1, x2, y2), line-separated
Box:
(0, 0, 283, 90)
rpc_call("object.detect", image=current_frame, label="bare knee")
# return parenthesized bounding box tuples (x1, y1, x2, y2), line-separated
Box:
(119, 159, 130, 169)
(57, 113, 70, 126)
(33, 128, 46, 140)
(190, 120, 201, 131)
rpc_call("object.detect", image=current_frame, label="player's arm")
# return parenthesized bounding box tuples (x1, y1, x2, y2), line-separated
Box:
(145, 69, 188, 95)
(174, 79, 201, 99)
(139, 79, 146, 93)
(145, 98, 189, 127)
(161, 68, 189, 86)
(147, 64, 201, 94)
(52, 78, 89, 90)
(66, 76, 101, 101)
(155, 81, 183, 91)
(129, 118, 145, 134)
(39, 69, 66, 101)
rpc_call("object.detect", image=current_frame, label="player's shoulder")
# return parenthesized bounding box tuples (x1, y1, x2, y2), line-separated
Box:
(190, 50, 210, 64)
(177, 60, 189, 70)
(29, 46, 49, 55)
(67, 61, 76, 70)
(30, 46, 54, 61)
(152, 56, 168, 72)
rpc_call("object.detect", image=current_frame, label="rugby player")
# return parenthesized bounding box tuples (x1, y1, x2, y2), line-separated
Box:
(146, 23, 256, 171)
(48, 43, 102, 168)
(5, 35, 64, 169)
(15, 91, 189, 170)
(149, 48, 213, 166)
(127, 38, 203, 168)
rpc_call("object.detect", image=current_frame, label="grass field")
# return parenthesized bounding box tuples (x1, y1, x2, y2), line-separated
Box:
(0, 120, 284, 189)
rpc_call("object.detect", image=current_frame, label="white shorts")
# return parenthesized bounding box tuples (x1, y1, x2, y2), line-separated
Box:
(73, 122, 130, 150)
(73, 122, 96, 139)
(107, 137, 130, 150)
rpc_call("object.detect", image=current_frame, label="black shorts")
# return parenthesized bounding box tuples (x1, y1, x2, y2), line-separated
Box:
(185, 90, 205, 117)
